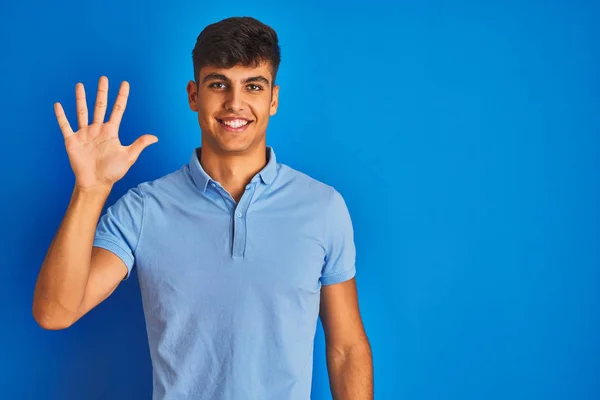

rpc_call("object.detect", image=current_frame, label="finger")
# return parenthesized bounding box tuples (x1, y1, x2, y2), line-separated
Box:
(92, 76, 109, 124)
(54, 102, 75, 139)
(127, 134, 158, 163)
(75, 82, 89, 129)
(109, 81, 130, 126)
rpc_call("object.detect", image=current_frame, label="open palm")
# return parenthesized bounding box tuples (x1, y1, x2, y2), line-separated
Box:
(54, 76, 158, 190)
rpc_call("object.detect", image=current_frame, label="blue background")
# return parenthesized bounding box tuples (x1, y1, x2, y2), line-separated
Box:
(1, 0, 598, 399)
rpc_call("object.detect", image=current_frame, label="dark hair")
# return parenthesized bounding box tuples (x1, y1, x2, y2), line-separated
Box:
(192, 16, 281, 87)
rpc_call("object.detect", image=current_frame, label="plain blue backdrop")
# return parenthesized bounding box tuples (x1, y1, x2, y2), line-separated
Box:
(1, 0, 598, 399)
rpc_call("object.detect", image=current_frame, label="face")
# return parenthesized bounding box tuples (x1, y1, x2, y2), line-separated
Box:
(186, 61, 279, 155)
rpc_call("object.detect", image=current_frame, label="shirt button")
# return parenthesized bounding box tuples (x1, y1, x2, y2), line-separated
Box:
(245, 185, 251, 190)
(236, 212, 243, 218)
(211, 182, 216, 187)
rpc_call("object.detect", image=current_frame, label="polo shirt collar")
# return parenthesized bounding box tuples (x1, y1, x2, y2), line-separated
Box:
(189, 146, 277, 192)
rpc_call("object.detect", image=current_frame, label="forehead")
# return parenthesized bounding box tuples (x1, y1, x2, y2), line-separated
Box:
(199, 62, 273, 81)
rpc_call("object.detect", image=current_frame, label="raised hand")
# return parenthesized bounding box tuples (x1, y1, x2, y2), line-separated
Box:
(54, 76, 158, 191)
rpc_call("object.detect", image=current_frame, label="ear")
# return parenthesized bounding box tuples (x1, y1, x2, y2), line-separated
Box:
(186, 80, 198, 112)
(269, 84, 279, 116)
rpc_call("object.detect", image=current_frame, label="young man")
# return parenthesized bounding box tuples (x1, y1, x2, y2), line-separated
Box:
(33, 16, 373, 400)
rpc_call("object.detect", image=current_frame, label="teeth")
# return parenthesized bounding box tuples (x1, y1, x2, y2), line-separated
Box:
(221, 119, 249, 128)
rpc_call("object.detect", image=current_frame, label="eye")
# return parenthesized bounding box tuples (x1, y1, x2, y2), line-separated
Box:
(209, 82, 227, 89)
(247, 84, 263, 91)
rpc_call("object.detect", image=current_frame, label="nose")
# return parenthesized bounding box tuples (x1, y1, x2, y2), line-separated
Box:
(223, 86, 245, 112)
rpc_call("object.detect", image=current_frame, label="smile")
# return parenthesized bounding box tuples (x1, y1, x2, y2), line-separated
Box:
(216, 118, 253, 132)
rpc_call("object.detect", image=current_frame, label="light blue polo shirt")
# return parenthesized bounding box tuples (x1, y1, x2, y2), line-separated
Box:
(93, 145, 357, 400)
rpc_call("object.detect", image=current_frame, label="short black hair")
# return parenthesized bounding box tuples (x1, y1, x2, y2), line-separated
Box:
(192, 16, 281, 87)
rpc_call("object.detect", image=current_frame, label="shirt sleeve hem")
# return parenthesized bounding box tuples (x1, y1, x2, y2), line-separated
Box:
(320, 267, 356, 286)
(93, 238, 135, 280)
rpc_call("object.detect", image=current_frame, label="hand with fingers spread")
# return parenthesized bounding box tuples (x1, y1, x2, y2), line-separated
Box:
(54, 76, 158, 191)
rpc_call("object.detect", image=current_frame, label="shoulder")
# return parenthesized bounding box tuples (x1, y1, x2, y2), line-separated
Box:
(276, 162, 339, 202)
(135, 164, 192, 201)
(277, 163, 352, 223)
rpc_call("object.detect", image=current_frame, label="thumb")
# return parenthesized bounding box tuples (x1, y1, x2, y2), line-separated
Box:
(127, 134, 158, 163)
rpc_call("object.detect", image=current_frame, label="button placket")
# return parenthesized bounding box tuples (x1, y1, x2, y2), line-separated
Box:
(231, 183, 256, 259)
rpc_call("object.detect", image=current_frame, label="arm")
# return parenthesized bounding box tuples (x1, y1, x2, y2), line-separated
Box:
(32, 186, 128, 329)
(32, 76, 157, 330)
(320, 277, 373, 399)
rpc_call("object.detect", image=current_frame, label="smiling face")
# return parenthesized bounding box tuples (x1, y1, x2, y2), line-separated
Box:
(187, 61, 279, 155)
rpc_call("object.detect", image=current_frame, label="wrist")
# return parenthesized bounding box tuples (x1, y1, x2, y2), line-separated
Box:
(72, 184, 113, 202)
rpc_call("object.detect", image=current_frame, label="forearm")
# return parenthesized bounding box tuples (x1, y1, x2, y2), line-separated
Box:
(326, 343, 374, 400)
(32, 185, 111, 329)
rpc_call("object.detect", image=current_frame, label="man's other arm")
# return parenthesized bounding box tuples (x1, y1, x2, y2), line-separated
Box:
(320, 277, 374, 399)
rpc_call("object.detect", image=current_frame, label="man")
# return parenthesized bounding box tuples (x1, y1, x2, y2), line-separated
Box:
(33, 16, 373, 400)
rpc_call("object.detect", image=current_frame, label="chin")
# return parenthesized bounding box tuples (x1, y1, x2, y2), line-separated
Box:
(201, 124, 265, 154)
(212, 137, 255, 154)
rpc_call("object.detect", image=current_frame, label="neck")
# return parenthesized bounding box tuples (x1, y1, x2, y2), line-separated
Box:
(199, 144, 268, 199)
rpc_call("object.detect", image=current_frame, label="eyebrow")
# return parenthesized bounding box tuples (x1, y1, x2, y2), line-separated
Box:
(201, 73, 271, 87)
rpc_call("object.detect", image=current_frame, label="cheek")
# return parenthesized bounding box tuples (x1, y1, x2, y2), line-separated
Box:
(197, 113, 214, 132)
(255, 100, 272, 119)
(197, 93, 219, 114)
(197, 102, 216, 123)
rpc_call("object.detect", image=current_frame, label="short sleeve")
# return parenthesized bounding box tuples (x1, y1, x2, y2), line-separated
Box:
(320, 188, 357, 285)
(93, 185, 145, 281)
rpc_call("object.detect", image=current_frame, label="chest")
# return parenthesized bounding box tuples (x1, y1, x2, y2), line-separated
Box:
(135, 204, 326, 319)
